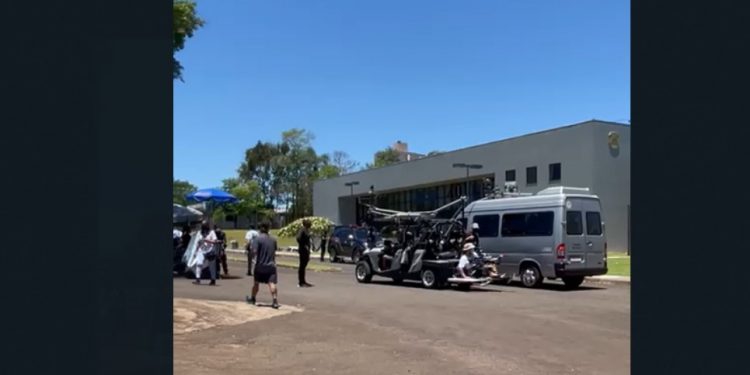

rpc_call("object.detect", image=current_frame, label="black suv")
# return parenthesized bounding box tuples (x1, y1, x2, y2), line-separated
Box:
(327, 226, 378, 263)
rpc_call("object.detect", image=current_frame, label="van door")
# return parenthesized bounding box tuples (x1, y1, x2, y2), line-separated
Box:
(563, 199, 587, 272)
(583, 200, 606, 270)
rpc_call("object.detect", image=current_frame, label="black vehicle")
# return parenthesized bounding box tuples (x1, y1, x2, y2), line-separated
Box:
(327, 225, 378, 263)
(354, 197, 498, 289)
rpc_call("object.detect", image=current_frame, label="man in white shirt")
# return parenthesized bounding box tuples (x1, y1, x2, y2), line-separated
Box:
(245, 225, 260, 276)
(457, 242, 475, 278)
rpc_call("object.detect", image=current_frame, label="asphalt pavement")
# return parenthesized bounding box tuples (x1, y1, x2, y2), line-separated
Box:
(174, 259, 630, 375)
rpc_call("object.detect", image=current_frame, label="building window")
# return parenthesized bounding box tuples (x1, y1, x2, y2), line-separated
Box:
(505, 169, 516, 182)
(549, 163, 561, 183)
(526, 166, 537, 185)
(472, 214, 500, 237)
(501, 212, 554, 237)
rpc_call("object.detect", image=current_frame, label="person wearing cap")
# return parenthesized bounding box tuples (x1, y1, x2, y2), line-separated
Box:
(457, 242, 476, 278)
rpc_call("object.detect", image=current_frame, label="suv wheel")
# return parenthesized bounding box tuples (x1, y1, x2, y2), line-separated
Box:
(351, 249, 362, 264)
(520, 264, 543, 288)
(328, 246, 337, 263)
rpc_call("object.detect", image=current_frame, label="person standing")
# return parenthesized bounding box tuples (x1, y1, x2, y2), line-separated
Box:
(296, 219, 313, 287)
(176, 225, 192, 273)
(213, 224, 229, 277)
(246, 223, 280, 309)
(319, 225, 329, 262)
(468, 222, 480, 247)
(244, 225, 259, 276)
(189, 223, 220, 286)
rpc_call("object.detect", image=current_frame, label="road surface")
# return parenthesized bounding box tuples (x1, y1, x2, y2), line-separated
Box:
(174, 260, 629, 375)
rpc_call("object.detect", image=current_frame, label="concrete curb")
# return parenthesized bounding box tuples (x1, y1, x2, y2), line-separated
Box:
(225, 255, 341, 272)
(586, 275, 630, 284)
(226, 248, 329, 260)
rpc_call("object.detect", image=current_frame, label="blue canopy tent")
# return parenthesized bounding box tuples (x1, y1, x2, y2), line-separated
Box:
(185, 188, 239, 224)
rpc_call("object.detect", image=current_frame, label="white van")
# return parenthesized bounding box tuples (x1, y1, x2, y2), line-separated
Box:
(464, 186, 608, 289)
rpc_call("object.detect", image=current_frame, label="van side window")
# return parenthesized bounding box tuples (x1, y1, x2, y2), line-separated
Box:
(586, 212, 603, 235)
(566, 211, 583, 235)
(472, 215, 499, 237)
(501, 212, 554, 237)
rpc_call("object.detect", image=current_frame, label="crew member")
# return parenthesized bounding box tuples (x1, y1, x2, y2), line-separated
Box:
(296, 219, 313, 288)
(246, 222, 280, 309)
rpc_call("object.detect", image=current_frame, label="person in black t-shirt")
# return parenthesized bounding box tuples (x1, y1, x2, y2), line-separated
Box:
(214, 225, 229, 277)
(296, 220, 313, 288)
(319, 225, 330, 262)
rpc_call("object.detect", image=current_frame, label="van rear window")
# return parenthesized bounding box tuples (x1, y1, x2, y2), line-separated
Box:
(501, 211, 554, 237)
(586, 212, 603, 235)
(566, 211, 583, 235)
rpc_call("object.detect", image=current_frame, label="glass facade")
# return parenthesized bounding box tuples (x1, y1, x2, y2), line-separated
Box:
(355, 176, 494, 223)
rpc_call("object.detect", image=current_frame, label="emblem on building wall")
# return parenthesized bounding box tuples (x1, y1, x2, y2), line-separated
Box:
(608, 131, 620, 150)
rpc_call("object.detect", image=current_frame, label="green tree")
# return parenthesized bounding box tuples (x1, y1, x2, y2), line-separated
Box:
(427, 150, 443, 156)
(173, 0, 205, 81)
(173, 179, 197, 205)
(366, 147, 401, 169)
(238, 141, 284, 207)
(276, 129, 320, 220)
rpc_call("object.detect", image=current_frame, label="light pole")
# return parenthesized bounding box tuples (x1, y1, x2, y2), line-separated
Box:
(344, 181, 360, 196)
(452, 163, 483, 200)
(344, 181, 360, 224)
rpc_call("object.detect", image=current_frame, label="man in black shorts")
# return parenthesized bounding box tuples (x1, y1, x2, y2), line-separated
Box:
(246, 223, 280, 309)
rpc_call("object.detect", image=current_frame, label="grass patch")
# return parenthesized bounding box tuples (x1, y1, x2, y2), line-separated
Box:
(224, 229, 296, 249)
(226, 255, 340, 272)
(607, 253, 630, 277)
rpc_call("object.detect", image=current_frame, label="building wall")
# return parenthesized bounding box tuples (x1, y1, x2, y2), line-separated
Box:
(589, 123, 631, 251)
(314, 121, 630, 249)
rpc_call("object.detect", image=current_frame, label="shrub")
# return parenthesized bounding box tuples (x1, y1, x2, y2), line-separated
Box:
(278, 216, 334, 238)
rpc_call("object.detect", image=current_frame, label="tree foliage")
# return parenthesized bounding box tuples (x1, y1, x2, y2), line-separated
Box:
(173, 179, 197, 205)
(278, 216, 334, 238)
(366, 147, 401, 169)
(331, 151, 359, 174)
(173, 0, 205, 81)
(236, 128, 331, 222)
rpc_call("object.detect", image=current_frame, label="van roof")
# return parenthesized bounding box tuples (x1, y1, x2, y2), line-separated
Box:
(466, 186, 599, 212)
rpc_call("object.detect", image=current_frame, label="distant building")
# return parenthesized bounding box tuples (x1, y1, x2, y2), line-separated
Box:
(314, 120, 631, 252)
(391, 141, 424, 162)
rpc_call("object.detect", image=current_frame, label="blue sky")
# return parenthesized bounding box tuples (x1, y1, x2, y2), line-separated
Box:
(174, 0, 630, 189)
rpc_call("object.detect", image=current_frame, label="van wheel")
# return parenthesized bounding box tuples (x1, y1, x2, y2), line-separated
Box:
(421, 269, 437, 289)
(520, 264, 543, 288)
(562, 276, 585, 289)
(328, 247, 338, 263)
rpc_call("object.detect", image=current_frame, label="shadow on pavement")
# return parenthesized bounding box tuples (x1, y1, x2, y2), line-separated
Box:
(500, 281, 607, 292)
(368, 280, 504, 293)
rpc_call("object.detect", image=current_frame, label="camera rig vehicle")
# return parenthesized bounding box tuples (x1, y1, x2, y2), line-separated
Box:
(354, 196, 500, 289)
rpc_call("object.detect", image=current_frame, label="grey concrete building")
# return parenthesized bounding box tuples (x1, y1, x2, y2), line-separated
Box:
(313, 120, 630, 251)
